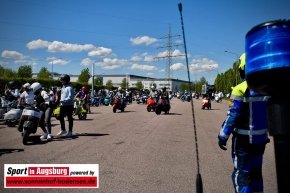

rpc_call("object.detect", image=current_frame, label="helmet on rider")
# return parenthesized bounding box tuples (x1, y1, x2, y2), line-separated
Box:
(82, 86, 86, 91)
(23, 83, 31, 90)
(151, 85, 155, 89)
(118, 87, 122, 91)
(59, 74, 70, 83)
(162, 87, 166, 91)
(30, 82, 42, 94)
(8, 81, 16, 89)
(238, 53, 246, 80)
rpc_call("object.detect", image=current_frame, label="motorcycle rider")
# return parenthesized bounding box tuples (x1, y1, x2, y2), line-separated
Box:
(57, 74, 74, 138)
(217, 53, 270, 193)
(159, 87, 169, 104)
(115, 87, 125, 105)
(75, 86, 91, 113)
(31, 82, 53, 141)
(17, 83, 34, 106)
(5, 81, 20, 102)
(149, 86, 158, 104)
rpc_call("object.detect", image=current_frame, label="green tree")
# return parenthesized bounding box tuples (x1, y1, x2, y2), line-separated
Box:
(17, 65, 32, 78)
(94, 76, 103, 85)
(105, 80, 113, 88)
(3, 68, 17, 78)
(121, 78, 128, 89)
(77, 68, 91, 84)
(0, 65, 5, 75)
(37, 67, 50, 79)
(135, 81, 143, 90)
(179, 83, 188, 92)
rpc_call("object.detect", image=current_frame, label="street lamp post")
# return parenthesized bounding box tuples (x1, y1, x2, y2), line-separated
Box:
(44, 57, 62, 79)
(224, 50, 239, 86)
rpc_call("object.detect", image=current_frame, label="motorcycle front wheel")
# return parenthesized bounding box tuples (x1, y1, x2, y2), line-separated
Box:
(22, 130, 29, 145)
(113, 107, 117, 113)
(147, 107, 151, 112)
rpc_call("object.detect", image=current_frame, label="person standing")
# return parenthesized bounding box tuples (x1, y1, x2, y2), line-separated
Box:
(57, 74, 74, 138)
(217, 53, 270, 193)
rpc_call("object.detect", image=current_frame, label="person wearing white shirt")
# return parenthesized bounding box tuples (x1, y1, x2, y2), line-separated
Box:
(18, 83, 34, 106)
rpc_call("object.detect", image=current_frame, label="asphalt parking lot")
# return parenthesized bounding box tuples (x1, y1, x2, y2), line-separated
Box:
(0, 97, 277, 193)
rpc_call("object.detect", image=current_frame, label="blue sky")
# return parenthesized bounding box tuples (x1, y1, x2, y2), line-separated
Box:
(0, 0, 289, 84)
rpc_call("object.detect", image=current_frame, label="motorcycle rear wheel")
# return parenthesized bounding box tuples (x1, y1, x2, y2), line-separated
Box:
(22, 130, 29, 145)
(78, 113, 87, 120)
(155, 108, 161, 115)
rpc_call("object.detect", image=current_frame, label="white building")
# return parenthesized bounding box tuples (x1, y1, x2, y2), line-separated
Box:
(32, 73, 189, 91)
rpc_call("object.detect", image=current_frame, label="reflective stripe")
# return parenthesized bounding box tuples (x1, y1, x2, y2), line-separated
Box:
(243, 96, 271, 102)
(230, 94, 243, 101)
(234, 128, 267, 135)
(219, 130, 229, 139)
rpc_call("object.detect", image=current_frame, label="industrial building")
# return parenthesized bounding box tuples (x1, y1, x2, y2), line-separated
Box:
(32, 73, 189, 91)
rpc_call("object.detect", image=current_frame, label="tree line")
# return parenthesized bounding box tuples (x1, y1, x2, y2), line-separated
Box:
(1, 63, 240, 93)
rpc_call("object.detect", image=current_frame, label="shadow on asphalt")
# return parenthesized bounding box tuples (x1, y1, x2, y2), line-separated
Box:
(25, 135, 48, 145)
(0, 149, 24, 156)
(52, 133, 109, 141)
(165, 113, 182, 115)
(114, 111, 136, 113)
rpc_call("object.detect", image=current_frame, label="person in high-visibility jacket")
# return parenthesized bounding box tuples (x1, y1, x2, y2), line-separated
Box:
(217, 53, 270, 193)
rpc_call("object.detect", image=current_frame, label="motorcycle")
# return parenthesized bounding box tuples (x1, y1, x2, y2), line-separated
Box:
(54, 98, 87, 120)
(18, 101, 41, 145)
(146, 97, 158, 112)
(202, 98, 211, 110)
(214, 95, 219, 103)
(195, 93, 199, 99)
(103, 96, 111, 106)
(112, 96, 126, 113)
(181, 94, 191, 102)
(3, 105, 24, 127)
(155, 97, 171, 115)
(0, 97, 18, 121)
(91, 97, 99, 107)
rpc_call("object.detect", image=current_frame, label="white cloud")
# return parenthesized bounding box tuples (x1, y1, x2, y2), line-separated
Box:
(95, 58, 129, 70)
(170, 63, 186, 71)
(1, 50, 28, 63)
(159, 69, 165, 72)
(175, 39, 183, 44)
(130, 55, 142, 62)
(26, 39, 51, 50)
(81, 58, 95, 66)
(157, 49, 188, 59)
(0, 61, 4, 65)
(88, 47, 115, 58)
(26, 39, 115, 58)
(44, 57, 70, 65)
(130, 64, 158, 71)
(189, 57, 218, 74)
(130, 36, 158, 45)
(147, 72, 153, 76)
(144, 55, 155, 62)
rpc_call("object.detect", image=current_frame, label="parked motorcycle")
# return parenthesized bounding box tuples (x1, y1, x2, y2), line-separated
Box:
(91, 97, 99, 107)
(54, 98, 87, 120)
(113, 96, 126, 113)
(0, 97, 18, 121)
(3, 105, 24, 127)
(18, 101, 41, 145)
(155, 97, 170, 115)
(103, 96, 111, 106)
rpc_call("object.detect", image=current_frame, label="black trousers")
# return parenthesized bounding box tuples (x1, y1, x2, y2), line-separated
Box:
(59, 105, 74, 132)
